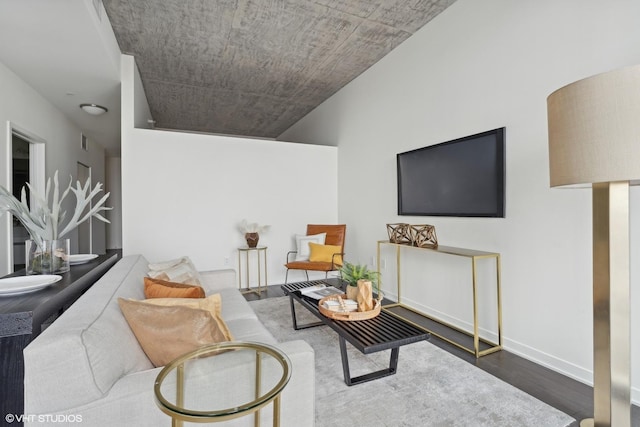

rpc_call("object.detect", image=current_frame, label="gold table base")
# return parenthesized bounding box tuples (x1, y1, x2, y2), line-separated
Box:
(238, 246, 268, 296)
(154, 341, 291, 426)
(377, 240, 502, 358)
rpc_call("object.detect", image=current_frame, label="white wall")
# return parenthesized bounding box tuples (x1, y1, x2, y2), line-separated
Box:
(120, 56, 338, 283)
(280, 0, 640, 402)
(0, 61, 107, 276)
(132, 57, 153, 129)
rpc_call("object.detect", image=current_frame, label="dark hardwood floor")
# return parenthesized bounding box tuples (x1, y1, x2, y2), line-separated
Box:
(243, 284, 640, 426)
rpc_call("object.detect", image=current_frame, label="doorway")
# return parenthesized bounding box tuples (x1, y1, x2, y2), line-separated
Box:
(77, 162, 92, 254)
(2, 123, 46, 275)
(11, 135, 30, 271)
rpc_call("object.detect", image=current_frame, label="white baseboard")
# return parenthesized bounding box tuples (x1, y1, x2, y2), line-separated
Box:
(390, 294, 500, 344)
(383, 292, 640, 406)
(504, 336, 640, 406)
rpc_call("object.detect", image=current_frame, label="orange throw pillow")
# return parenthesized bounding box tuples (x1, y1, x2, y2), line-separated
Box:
(144, 276, 205, 299)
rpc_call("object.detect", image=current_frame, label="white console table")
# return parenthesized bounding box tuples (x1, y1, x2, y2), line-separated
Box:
(377, 240, 502, 358)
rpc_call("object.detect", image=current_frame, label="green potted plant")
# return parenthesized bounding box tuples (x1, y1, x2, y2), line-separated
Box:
(339, 262, 380, 309)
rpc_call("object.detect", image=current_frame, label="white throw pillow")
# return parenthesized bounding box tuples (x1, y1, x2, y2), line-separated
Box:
(148, 257, 189, 271)
(148, 256, 202, 285)
(294, 233, 327, 261)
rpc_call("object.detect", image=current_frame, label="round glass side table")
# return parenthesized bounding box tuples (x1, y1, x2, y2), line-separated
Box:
(154, 342, 291, 427)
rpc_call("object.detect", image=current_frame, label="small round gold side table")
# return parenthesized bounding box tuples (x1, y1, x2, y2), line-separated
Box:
(154, 342, 291, 427)
(238, 246, 268, 296)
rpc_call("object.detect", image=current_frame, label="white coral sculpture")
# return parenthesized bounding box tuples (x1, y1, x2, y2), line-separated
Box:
(0, 171, 111, 249)
(238, 219, 270, 234)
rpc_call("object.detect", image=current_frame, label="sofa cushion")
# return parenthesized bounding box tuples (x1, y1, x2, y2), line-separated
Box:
(143, 276, 205, 299)
(118, 298, 230, 367)
(215, 287, 260, 322)
(24, 255, 155, 413)
(79, 256, 155, 392)
(225, 318, 278, 345)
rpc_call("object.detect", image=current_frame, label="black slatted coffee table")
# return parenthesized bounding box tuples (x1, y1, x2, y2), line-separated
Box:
(281, 279, 430, 386)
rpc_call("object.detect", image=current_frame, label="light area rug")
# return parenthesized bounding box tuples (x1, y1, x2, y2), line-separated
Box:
(249, 297, 575, 427)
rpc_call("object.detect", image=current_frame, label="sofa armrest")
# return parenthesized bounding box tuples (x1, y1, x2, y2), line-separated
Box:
(199, 268, 237, 292)
(274, 340, 315, 426)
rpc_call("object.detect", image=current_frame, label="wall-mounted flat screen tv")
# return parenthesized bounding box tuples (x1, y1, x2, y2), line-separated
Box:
(397, 127, 505, 218)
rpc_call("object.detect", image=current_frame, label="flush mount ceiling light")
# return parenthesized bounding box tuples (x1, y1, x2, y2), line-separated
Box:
(79, 103, 108, 115)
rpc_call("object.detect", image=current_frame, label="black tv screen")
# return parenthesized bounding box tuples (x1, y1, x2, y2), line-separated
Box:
(397, 128, 505, 217)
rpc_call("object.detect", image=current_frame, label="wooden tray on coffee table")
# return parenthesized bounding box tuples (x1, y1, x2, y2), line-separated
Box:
(318, 294, 381, 321)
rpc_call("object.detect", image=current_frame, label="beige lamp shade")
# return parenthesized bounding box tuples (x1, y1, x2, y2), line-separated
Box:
(547, 64, 640, 187)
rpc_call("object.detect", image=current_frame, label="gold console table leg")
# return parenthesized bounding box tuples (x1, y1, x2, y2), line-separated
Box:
(378, 240, 502, 358)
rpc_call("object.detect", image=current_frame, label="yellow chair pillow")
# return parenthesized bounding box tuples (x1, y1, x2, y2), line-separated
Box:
(308, 243, 343, 266)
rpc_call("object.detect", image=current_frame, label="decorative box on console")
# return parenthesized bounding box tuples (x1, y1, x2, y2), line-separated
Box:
(410, 224, 438, 248)
(386, 223, 412, 245)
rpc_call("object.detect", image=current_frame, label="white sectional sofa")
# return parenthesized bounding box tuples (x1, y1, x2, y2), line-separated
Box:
(23, 255, 315, 426)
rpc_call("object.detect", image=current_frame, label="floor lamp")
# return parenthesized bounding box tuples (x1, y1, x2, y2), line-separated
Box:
(547, 64, 640, 427)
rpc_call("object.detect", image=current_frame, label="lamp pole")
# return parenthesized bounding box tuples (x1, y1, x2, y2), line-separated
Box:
(585, 182, 631, 427)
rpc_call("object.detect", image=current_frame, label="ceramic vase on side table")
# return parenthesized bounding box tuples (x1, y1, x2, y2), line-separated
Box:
(245, 232, 259, 248)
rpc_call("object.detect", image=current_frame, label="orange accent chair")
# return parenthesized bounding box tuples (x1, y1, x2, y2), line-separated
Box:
(284, 224, 346, 284)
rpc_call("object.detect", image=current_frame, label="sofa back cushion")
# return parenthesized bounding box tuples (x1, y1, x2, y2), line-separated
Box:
(80, 255, 155, 391)
(24, 255, 154, 413)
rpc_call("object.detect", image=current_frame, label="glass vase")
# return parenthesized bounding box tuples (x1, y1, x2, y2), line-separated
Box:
(25, 239, 70, 275)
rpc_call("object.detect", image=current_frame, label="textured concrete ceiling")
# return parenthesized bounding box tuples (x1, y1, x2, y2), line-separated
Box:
(104, 0, 456, 139)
